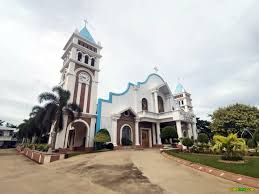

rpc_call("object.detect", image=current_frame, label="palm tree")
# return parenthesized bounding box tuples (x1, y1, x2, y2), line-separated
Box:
(38, 86, 81, 149)
(212, 133, 247, 160)
(29, 105, 50, 143)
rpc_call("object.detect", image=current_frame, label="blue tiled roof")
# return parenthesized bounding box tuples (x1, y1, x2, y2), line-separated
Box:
(175, 83, 185, 94)
(79, 26, 95, 43)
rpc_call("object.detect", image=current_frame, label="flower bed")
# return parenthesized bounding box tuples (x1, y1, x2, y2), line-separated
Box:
(16, 145, 65, 164)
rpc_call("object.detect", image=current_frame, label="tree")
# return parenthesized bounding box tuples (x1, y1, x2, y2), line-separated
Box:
(210, 103, 259, 136)
(160, 126, 178, 143)
(0, 120, 5, 126)
(197, 133, 209, 144)
(212, 133, 247, 161)
(182, 137, 193, 150)
(6, 122, 17, 128)
(94, 129, 111, 143)
(38, 86, 81, 149)
(196, 118, 212, 139)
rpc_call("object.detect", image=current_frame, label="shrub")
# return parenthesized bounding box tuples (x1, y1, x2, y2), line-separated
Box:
(182, 137, 193, 149)
(212, 133, 247, 161)
(221, 153, 243, 161)
(197, 133, 209, 144)
(94, 128, 111, 143)
(33, 144, 50, 152)
(106, 143, 114, 150)
(160, 126, 178, 143)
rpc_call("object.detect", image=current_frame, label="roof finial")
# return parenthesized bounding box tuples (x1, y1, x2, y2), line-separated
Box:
(83, 19, 88, 27)
(154, 65, 159, 73)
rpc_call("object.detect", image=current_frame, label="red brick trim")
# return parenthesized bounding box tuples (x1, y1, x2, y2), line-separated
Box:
(162, 152, 259, 189)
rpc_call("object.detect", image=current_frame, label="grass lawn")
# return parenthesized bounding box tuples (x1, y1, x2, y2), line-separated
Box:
(165, 151, 259, 178)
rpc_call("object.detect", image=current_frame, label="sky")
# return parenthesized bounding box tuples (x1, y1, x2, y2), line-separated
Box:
(0, 0, 259, 125)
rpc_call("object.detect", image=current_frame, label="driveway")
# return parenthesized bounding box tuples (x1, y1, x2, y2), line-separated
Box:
(0, 149, 255, 194)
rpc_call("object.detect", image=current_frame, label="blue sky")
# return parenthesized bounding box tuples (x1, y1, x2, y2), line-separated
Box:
(0, 0, 259, 124)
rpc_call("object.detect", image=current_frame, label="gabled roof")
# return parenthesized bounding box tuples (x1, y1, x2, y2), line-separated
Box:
(79, 26, 95, 43)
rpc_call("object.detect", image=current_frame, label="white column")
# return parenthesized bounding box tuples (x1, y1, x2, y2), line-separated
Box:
(176, 121, 183, 138)
(135, 119, 140, 146)
(89, 118, 96, 147)
(83, 84, 89, 113)
(192, 122, 198, 140)
(188, 123, 193, 138)
(153, 90, 159, 113)
(152, 123, 156, 145)
(156, 122, 162, 145)
(112, 117, 118, 146)
(89, 80, 98, 114)
(89, 73, 98, 115)
(76, 83, 82, 105)
(149, 130, 152, 147)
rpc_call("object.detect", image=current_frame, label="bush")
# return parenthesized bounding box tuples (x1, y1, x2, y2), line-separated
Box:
(32, 144, 50, 152)
(106, 143, 114, 150)
(182, 138, 193, 149)
(221, 153, 243, 161)
(94, 128, 111, 143)
(197, 133, 209, 144)
(160, 126, 178, 143)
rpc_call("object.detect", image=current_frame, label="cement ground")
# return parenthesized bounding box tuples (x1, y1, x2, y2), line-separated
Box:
(0, 149, 256, 194)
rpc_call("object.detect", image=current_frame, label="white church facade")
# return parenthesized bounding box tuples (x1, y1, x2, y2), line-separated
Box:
(50, 25, 198, 150)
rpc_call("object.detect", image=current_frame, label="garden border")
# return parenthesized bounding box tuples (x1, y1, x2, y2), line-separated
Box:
(16, 146, 65, 164)
(161, 151, 259, 189)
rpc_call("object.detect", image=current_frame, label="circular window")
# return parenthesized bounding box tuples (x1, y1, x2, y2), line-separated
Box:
(124, 110, 130, 117)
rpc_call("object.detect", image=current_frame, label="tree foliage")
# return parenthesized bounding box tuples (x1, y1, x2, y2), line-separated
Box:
(196, 118, 212, 139)
(210, 103, 259, 136)
(212, 133, 247, 160)
(160, 126, 178, 143)
(17, 86, 81, 147)
(94, 128, 111, 143)
(197, 133, 209, 144)
(0, 120, 5, 126)
(182, 137, 193, 149)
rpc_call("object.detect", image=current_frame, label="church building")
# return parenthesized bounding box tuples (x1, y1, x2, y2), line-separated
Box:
(49, 24, 198, 150)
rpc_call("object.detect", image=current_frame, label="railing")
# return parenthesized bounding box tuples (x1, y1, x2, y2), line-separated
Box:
(137, 110, 195, 122)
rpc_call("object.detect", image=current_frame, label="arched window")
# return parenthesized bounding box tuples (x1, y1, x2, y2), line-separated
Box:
(142, 98, 148, 111)
(84, 55, 89, 64)
(158, 96, 164, 113)
(121, 125, 132, 146)
(91, 58, 95, 66)
(77, 52, 82, 61)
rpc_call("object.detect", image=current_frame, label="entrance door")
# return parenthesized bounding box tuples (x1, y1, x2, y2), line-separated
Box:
(141, 130, 149, 147)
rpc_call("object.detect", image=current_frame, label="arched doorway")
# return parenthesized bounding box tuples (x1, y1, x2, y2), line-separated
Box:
(121, 125, 132, 146)
(158, 96, 164, 113)
(67, 120, 88, 150)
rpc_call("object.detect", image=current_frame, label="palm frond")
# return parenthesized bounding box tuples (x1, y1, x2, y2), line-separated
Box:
(38, 92, 58, 104)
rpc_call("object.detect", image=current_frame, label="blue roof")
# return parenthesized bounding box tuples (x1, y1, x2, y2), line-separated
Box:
(175, 83, 185, 94)
(79, 26, 95, 43)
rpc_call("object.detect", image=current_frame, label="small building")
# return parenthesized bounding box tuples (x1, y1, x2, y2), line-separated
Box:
(0, 126, 17, 148)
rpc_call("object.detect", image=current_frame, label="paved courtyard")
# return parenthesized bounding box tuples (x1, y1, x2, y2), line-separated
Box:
(0, 149, 255, 194)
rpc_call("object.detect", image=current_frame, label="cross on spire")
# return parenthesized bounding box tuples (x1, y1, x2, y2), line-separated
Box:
(83, 19, 88, 27)
(154, 66, 159, 73)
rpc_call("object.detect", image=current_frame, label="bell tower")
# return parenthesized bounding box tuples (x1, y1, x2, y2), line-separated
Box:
(60, 24, 102, 114)
(173, 83, 193, 112)
(56, 23, 102, 149)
